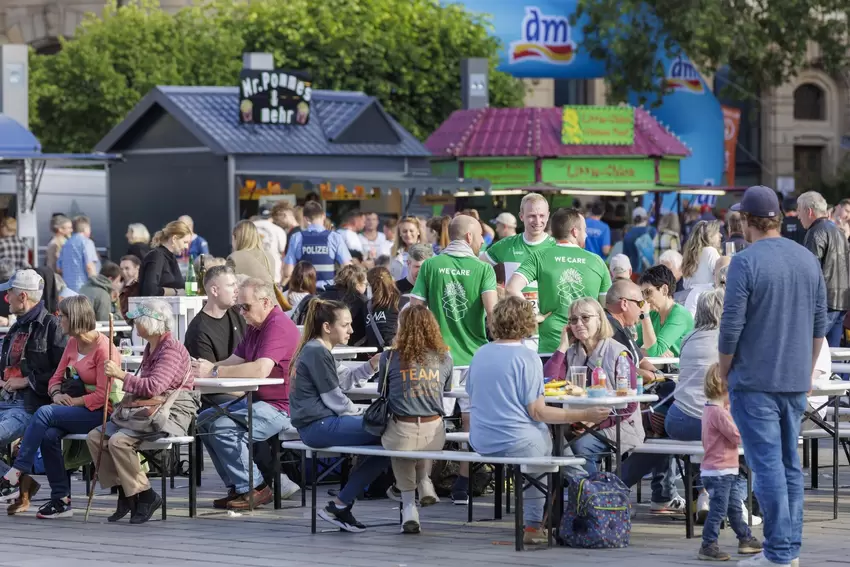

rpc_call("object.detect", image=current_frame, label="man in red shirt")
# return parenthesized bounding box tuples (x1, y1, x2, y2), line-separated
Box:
(193, 278, 299, 510)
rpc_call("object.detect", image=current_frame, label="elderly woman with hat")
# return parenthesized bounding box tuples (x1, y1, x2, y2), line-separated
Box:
(86, 299, 199, 524)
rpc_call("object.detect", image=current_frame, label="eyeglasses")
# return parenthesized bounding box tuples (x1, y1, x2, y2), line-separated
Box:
(235, 303, 254, 313)
(568, 314, 599, 325)
(624, 298, 646, 309)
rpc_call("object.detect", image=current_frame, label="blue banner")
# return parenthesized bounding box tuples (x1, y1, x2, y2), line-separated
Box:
(451, 1, 724, 186)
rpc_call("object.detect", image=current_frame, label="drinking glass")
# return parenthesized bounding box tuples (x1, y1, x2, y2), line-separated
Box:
(569, 366, 587, 389)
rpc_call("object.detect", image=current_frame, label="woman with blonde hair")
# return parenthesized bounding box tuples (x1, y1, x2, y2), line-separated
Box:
(681, 220, 722, 289)
(654, 213, 681, 259)
(138, 220, 191, 296)
(543, 297, 644, 473)
(125, 223, 151, 261)
(389, 217, 422, 280)
(379, 304, 452, 533)
(228, 220, 289, 308)
(469, 297, 608, 545)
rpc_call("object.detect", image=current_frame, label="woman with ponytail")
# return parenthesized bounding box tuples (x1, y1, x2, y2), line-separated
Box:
(138, 220, 192, 296)
(365, 267, 399, 350)
(288, 298, 388, 533)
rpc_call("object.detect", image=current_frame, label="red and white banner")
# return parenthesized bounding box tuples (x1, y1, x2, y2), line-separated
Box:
(722, 106, 741, 187)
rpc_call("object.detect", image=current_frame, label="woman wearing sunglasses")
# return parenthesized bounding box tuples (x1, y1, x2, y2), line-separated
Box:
(543, 297, 644, 475)
(636, 265, 694, 358)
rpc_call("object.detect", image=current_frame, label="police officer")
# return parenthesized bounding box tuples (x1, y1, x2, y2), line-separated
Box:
(282, 201, 351, 290)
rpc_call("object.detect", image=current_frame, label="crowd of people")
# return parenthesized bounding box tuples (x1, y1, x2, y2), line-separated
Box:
(0, 185, 840, 566)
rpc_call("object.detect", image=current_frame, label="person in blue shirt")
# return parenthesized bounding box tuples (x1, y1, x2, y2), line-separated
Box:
(623, 207, 656, 276)
(584, 202, 611, 258)
(57, 216, 101, 293)
(282, 201, 351, 290)
(178, 215, 209, 260)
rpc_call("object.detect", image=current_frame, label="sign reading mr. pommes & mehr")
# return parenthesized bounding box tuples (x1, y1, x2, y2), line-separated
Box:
(239, 70, 312, 125)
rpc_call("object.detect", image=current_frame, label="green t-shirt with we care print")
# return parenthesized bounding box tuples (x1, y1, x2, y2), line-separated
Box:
(410, 254, 497, 365)
(515, 243, 612, 354)
(483, 233, 557, 295)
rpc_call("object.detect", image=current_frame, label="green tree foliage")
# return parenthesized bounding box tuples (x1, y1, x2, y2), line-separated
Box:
(29, 0, 525, 153)
(573, 0, 850, 104)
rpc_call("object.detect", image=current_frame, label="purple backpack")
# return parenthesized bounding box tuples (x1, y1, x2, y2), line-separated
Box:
(560, 472, 631, 548)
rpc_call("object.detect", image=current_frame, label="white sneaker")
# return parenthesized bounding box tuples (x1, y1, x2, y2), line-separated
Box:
(279, 474, 300, 500)
(741, 503, 763, 526)
(650, 496, 686, 515)
(737, 552, 790, 566)
(418, 478, 440, 507)
(696, 490, 710, 525)
(401, 503, 420, 534)
(790, 559, 799, 567)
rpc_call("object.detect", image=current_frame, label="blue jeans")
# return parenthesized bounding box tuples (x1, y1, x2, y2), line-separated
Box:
(198, 399, 291, 494)
(826, 309, 846, 348)
(0, 402, 31, 477)
(701, 474, 752, 545)
(298, 415, 389, 507)
(13, 404, 102, 499)
(730, 390, 806, 565)
(481, 428, 552, 528)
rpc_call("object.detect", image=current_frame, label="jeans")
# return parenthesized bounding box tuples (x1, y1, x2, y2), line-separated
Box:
(198, 399, 291, 494)
(730, 390, 806, 565)
(0, 403, 31, 477)
(482, 429, 552, 528)
(701, 474, 752, 545)
(298, 415, 390, 506)
(825, 309, 846, 348)
(13, 404, 102, 499)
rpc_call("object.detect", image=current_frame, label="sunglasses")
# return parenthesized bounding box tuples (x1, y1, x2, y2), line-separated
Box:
(568, 314, 598, 325)
(624, 298, 646, 309)
(235, 303, 254, 313)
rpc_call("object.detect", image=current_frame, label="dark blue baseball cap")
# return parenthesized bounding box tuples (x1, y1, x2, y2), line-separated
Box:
(730, 185, 780, 218)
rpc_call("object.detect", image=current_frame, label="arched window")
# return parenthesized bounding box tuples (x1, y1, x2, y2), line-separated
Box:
(794, 83, 826, 120)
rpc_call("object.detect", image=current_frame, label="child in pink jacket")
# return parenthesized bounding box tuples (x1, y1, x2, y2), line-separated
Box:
(698, 363, 762, 562)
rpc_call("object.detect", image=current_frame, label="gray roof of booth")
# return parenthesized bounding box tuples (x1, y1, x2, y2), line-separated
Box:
(95, 86, 431, 157)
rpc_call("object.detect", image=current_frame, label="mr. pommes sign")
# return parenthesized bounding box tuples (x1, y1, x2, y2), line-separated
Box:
(239, 70, 312, 125)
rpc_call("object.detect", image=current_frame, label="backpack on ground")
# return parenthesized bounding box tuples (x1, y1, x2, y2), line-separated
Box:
(430, 439, 493, 497)
(560, 472, 631, 548)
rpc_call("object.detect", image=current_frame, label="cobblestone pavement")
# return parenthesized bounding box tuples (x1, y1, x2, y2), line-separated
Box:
(3, 449, 850, 567)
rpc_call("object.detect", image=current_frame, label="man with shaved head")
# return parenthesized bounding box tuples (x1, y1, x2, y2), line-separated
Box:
(409, 214, 497, 504)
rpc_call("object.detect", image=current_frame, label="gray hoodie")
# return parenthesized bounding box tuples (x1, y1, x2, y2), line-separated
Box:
(79, 274, 114, 321)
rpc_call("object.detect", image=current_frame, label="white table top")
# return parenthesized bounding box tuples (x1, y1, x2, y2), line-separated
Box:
(0, 323, 131, 335)
(193, 377, 285, 394)
(332, 346, 378, 358)
(830, 363, 850, 374)
(810, 380, 850, 396)
(345, 382, 468, 399)
(646, 357, 679, 366)
(831, 348, 850, 360)
(545, 393, 659, 408)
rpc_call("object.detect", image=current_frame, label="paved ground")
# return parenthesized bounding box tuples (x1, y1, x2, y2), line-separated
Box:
(3, 449, 850, 567)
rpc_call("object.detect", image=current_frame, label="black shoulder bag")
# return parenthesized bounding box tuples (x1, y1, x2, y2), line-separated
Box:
(366, 299, 385, 350)
(362, 350, 392, 436)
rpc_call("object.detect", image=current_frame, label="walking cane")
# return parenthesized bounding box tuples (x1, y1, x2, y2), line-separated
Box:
(85, 314, 115, 522)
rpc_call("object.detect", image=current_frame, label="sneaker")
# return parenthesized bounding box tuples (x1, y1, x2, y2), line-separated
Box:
(279, 475, 301, 500)
(451, 490, 469, 506)
(737, 552, 791, 566)
(401, 503, 420, 534)
(318, 501, 367, 533)
(36, 498, 73, 519)
(651, 496, 686, 515)
(696, 490, 710, 525)
(738, 537, 763, 555)
(741, 503, 763, 526)
(0, 477, 20, 503)
(790, 559, 799, 567)
(523, 527, 549, 546)
(699, 542, 731, 561)
(213, 487, 238, 509)
(386, 484, 403, 503)
(6, 475, 40, 515)
(418, 478, 439, 507)
(227, 485, 273, 510)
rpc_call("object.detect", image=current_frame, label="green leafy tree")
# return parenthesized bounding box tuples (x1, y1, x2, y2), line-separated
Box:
(29, 0, 525, 152)
(573, 0, 850, 104)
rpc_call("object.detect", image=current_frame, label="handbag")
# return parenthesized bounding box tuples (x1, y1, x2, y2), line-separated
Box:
(59, 367, 87, 398)
(110, 364, 192, 434)
(366, 299, 385, 350)
(362, 350, 392, 436)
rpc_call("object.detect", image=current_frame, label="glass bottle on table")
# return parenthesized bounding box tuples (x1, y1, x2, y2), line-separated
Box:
(185, 255, 198, 297)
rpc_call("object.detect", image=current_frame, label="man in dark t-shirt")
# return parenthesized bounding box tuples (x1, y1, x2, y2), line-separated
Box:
(780, 197, 807, 246)
(184, 266, 245, 365)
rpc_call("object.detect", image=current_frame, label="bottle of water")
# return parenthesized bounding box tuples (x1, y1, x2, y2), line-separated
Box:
(616, 351, 630, 396)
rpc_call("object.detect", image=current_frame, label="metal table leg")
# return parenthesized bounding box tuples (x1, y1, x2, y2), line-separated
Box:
(514, 466, 524, 552)
(834, 392, 839, 520)
(248, 391, 254, 511)
(684, 455, 693, 539)
(615, 413, 623, 472)
(494, 464, 503, 520)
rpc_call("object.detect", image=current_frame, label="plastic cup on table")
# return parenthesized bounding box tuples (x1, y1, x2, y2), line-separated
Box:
(569, 366, 587, 390)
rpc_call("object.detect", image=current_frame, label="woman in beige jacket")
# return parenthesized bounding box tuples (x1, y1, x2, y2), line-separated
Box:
(226, 221, 279, 286)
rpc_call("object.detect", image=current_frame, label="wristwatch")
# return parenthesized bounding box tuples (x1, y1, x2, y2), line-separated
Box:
(639, 312, 646, 321)
(211, 365, 219, 378)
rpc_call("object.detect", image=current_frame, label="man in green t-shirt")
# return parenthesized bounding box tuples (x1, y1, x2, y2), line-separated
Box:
(507, 207, 612, 354)
(409, 214, 497, 505)
(480, 193, 555, 314)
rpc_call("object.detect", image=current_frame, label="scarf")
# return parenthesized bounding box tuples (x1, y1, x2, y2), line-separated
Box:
(440, 240, 477, 259)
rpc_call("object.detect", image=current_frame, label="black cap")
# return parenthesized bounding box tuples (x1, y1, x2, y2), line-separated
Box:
(730, 185, 781, 218)
(782, 196, 797, 212)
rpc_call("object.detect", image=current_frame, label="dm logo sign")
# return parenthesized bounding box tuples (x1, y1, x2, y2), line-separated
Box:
(665, 56, 704, 94)
(510, 7, 576, 65)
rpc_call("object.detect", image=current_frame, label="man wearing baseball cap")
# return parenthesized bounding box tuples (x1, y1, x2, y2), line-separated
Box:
(623, 207, 656, 276)
(608, 253, 632, 282)
(492, 212, 518, 240)
(720, 185, 826, 567)
(0, 270, 67, 486)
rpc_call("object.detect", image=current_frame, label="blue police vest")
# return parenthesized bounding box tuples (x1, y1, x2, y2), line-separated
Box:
(300, 230, 335, 284)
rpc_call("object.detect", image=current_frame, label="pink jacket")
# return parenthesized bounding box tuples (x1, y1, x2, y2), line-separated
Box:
(701, 403, 741, 471)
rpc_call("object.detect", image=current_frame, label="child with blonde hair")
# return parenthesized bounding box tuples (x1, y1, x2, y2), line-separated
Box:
(698, 363, 762, 561)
